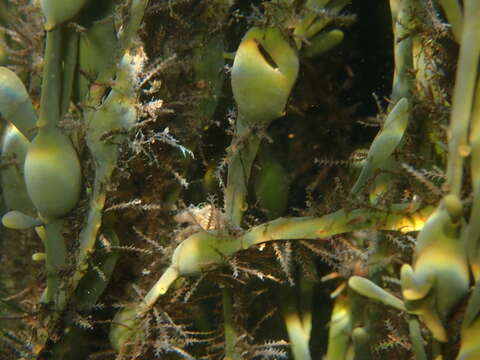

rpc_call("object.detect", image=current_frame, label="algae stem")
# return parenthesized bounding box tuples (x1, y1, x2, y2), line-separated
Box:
(138, 205, 431, 323)
(239, 206, 432, 249)
(38, 27, 62, 129)
(438, 0, 463, 42)
(119, 0, 149, 55)
(446, 0, 480, 196)
(281, 288, 312, 360)
(389, 0, 413, 104)
(145, 206, 431, 302)
(224, 126, 262, 227)
(223, 288, 240, 360)
(143, 266, 179, 309)
(466, 75, 480, 279)
(348, 276, 406, 311)
(408, 318, 428, 360)
(43, 219, 66, 310)
(60, 28, 79, 117)
(71, 182, 107, 291)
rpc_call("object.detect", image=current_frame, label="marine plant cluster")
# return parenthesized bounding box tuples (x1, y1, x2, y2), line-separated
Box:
(0, 0, 478, 359)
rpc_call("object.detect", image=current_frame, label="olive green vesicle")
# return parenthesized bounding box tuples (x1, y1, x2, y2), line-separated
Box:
(24, 27, 81, 221)
(226, 26, 299, 227)
(40, 0, 89, 31)
(2, 210, 42, 230)
(24, 126, 81, 219)
(0, 123, 35, 213)
(0, 67, 37, 141)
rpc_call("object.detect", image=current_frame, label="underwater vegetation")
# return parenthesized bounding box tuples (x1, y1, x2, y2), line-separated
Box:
(0, 0, 479, 359)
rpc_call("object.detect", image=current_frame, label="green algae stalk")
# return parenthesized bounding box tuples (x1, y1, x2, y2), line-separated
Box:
(148, 205, 431, 299)
(389, 0, 414, 103)
(303, 29, 344, 58)
(457, 281, 480, 359)
(43, 218, 66, 309)
(438, 0, 463, 42)
(37, 27, 62, 130)
(351, 97, 409, 195)
(239, 205, 431, 248)
(293, 0, 349, 49)
(76, 5, 117, 102)
(467, 68, 480, 279)
(408, 319, 428, 360)
(226, 26, 299, 226)
(74, 228, 120, 311)
(348, 276, 406, 311)
(110, 204, 431, 352)
(446, 0, 480, 197)
(59, 28, 78, 117)
(400, 196, 468, 342)
(25, 27, 81, 220)
(72, 51, 138, 293)
(325, 295, 353, 360)
(281, 287, 312, 360)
